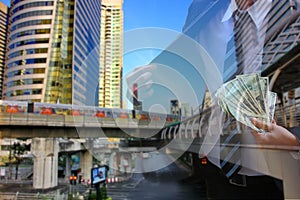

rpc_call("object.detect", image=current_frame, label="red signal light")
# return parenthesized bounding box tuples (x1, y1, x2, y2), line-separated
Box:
(69, 175, 77, 185)
(201, 156, 208, 165)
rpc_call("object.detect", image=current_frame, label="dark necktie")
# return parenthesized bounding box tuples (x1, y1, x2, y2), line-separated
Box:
(234, 10, 259, 73)
(219, 10, 258, 186)
(220, 115, 245, 186)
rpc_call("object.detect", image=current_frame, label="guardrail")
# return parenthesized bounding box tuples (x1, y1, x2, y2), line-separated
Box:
(0, 192, 57, 200)
(184, 101, 300, 129)
(274, 101, 300, 128)
(0, 113, 174, 129)
(162, 101, 300, 141)
(1, 101, 299, 134)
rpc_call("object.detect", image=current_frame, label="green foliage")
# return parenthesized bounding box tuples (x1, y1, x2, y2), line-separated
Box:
(101, 184, 107, 199)
(86, 187, 111, 200)
(7, 140, 31, 180)
(0, 155, 10, 166)
(68, 193, 73, 200)
(68, 192, 80, 200)
(58, 155, 66, 167)
(12, 142, 30, 157)
(87, 192, 97, 200)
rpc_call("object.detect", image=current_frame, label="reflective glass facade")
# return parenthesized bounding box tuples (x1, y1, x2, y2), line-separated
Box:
(43, 0, 74, 104)
(4, 0, 54, 102)
(73, 0, 101, 105)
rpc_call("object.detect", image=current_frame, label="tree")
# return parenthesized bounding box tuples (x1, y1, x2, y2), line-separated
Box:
(10, 140, 30, 180)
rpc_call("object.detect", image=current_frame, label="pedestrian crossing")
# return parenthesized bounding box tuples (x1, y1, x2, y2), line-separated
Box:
(107, 183, 136, 200)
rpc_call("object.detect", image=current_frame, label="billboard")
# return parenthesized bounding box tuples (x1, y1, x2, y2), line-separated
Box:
(91, 166, 108, 185)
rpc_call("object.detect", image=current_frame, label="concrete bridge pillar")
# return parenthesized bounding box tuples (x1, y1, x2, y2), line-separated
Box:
(80, 150, 93, 181)
(65, 154, 72, 181)
(31, 138, 58, 189)
(120, 153, 132, 175)
(109, 152, 117, 177)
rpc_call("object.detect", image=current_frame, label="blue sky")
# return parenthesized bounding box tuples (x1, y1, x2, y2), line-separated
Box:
(123, 0, 191, 31)
(122, 0, 192, 73)
(0, 0, 9, 6)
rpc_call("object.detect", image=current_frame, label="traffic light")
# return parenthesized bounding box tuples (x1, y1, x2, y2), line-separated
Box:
(74, 175, 77, 185)
(69, 175, 77, 185)
(201, 156, 208, 165)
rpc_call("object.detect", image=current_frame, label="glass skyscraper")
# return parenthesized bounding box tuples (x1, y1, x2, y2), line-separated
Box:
(99, 0, 123, 108)
(4, 0, 101, 106)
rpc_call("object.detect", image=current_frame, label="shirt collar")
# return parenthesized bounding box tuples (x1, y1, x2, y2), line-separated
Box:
(222, 0, 272, 28)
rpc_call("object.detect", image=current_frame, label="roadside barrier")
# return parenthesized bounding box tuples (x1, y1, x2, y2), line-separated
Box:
(106, 177, 120, 183)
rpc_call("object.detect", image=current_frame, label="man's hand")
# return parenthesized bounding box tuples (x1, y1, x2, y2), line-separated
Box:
(251, 118, 300, 147)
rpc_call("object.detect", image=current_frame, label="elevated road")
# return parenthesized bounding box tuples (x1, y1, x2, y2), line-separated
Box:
(0, 113, 168, 138)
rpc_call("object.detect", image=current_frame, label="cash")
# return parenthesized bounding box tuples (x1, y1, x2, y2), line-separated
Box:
(215, 73, 277, 132)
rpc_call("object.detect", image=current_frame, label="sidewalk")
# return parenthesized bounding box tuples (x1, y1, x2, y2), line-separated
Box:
(0, 180, 107, 200)
(0, 181, 68, 195)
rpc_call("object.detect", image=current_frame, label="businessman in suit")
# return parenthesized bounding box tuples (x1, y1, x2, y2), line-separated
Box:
(186, 0, 297, 199)
(125, 0, 300, 198)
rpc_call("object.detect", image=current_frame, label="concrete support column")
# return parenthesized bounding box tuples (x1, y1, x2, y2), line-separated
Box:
(109, 152, 117, 177)
(120, 153, 132, 175)
(80, 150, 93, 181)
(119, 154, 125, 172)
(31, 138, 58, 189)
(126, 153, 132, 174)
(64, 154, 71, 181)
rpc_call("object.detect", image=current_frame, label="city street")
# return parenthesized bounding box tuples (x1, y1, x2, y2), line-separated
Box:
(0, 0, 299, 199)
(106, 156, 207, 200)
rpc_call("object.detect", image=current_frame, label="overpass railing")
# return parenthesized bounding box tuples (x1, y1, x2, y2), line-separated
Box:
(162, 100, 300, 140)
(274, 101, 300, 128)
(0, 112, 173, 129)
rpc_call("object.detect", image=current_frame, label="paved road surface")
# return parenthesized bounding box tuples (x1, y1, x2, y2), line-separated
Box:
(106, 154, 207, 200)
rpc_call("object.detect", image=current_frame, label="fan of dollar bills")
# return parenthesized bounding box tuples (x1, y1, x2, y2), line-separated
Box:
(215, 73, 277, 132)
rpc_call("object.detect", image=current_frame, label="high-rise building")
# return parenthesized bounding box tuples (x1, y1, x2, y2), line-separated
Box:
(3, 0, 101, 106)
(170, 99, 181, 116)
(181, 102, 192, 117)
(99, 0, 123, 108)
(0, 2, 8, 99)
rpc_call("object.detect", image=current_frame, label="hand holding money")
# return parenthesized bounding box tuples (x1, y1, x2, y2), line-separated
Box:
(215, 73, 277, 133)
(251, 118, 300, 147)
